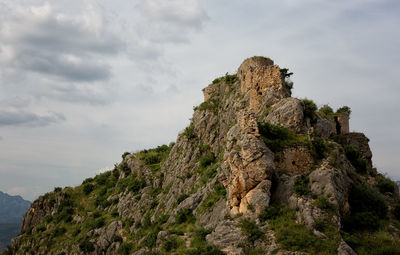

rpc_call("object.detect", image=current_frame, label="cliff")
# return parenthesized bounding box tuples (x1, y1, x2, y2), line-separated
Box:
(4, 57, 400, 255)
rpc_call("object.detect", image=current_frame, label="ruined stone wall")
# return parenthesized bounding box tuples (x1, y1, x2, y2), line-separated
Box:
(237, 56, 289, 111)
(274, 146, 315, 174)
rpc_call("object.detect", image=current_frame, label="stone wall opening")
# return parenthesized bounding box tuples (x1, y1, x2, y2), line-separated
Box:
(335, 116, 341, 135)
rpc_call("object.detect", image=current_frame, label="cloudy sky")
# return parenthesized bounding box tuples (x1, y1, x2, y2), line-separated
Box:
(0, 0, 399, 201)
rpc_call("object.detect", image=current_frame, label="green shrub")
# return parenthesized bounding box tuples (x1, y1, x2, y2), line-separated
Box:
(269, 206, 338, 254)
(195, 99, 220, 114)
(301, 99, 317, 121)
(311, 137, 328, 159)
(83, 183, 94, 195)
(154, 214, 169, 225)
(54, 201, 74, 223)
(181, 246, 225, 255)
(117, 242, 133, 255)
(336, 106, 351, 116)
(144, 228, 160, 247)
(54, 187, 62, 192)
(111, 209, 119, 217)
(183, 124, 196, 139)
(345, 146, 367, 174)
(94, 172, 110, 185)
(52, 227, 66, 238)
(348, 182, 388, 219)
(294, 175, 310, 196)
(238, 219, 265, 243)
(259, 205, 280, 222)
(342, 231, 400, 254)
(200, 183, 226, 211)
(258, 122, 311, 152)
(79, 239, 95, 253)
(113, 235, 123, 243)
(175, 209, 195, 224)
(43, 215, 53, 223)
(224, 74, 238, 84)
(198, 163, 219, 185)
(318, 105, 334, 117)
(122, 152, 130, 159)
(211, 74, 238, 85)
(163, 236, 180, 251)
(342, 212, 380, 231)
(118, 161, 130, 175)
(36, 225, 46, 232)
(200, 153, 216, 168)
(82, 177, 93, 185)
(376, 174, 396, 194)
(128, 178, 146, 194)
(316, 196, 335, 212)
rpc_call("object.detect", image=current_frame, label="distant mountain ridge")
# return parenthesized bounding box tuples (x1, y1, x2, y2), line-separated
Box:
(0, 191, 30, 252)
(0, 191, 30, 224)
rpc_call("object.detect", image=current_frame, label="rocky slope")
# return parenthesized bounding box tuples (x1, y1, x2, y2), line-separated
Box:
(4, 57, 400, 255)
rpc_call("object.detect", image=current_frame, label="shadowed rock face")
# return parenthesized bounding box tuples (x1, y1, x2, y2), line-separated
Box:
(7, 56, 400, 255)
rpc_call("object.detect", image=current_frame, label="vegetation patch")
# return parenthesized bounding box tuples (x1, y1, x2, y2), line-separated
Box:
(175, 209, 195, 224)
(336, 106, 351, 116)
(137, 144, 171, 172)
(266, 206, 339, 254)
(183, 124, 196, 139)
(344, 145, 368, 174)
(211, 73, 238, 85)
(343, 182, 388, 232)
(315, 196, 335, 213)
(301, 99, 317, 122)
(293, 175, 310, 196)
(238, 218, 265, 243)
(199, 183, 227, 212)
(375, 174, 396, 195)
(194, 98, 220, 114)
(258, 122, 310, 152)
(342, 231, 400, 255)
(318, 105, 334, 118)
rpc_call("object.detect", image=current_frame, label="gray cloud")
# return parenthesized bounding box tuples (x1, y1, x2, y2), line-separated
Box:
(135, 0, 208, 44)
(0, 110, 65, 127)
(0, 3, 123, 83)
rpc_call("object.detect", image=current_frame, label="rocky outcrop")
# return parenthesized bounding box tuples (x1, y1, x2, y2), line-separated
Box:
(7, 56, 400, 255)
(338, 132, 373, 168)
(224, 110, 275, 215)
(262, 98, 305, 133)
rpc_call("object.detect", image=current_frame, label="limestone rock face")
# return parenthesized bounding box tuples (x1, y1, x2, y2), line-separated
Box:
(238, 56, 289, 111)
(337, 240, 357, 255)
(339, 132, 373, 168)
(206, 221, 246, 255)
(309, 164, 352, 216)
(224, 110, 275, 214)
(263, 98, 305, 133)
(314, 115, 335, 139)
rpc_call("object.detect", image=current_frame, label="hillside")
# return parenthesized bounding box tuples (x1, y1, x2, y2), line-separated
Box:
(4, 57, 400, 255)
